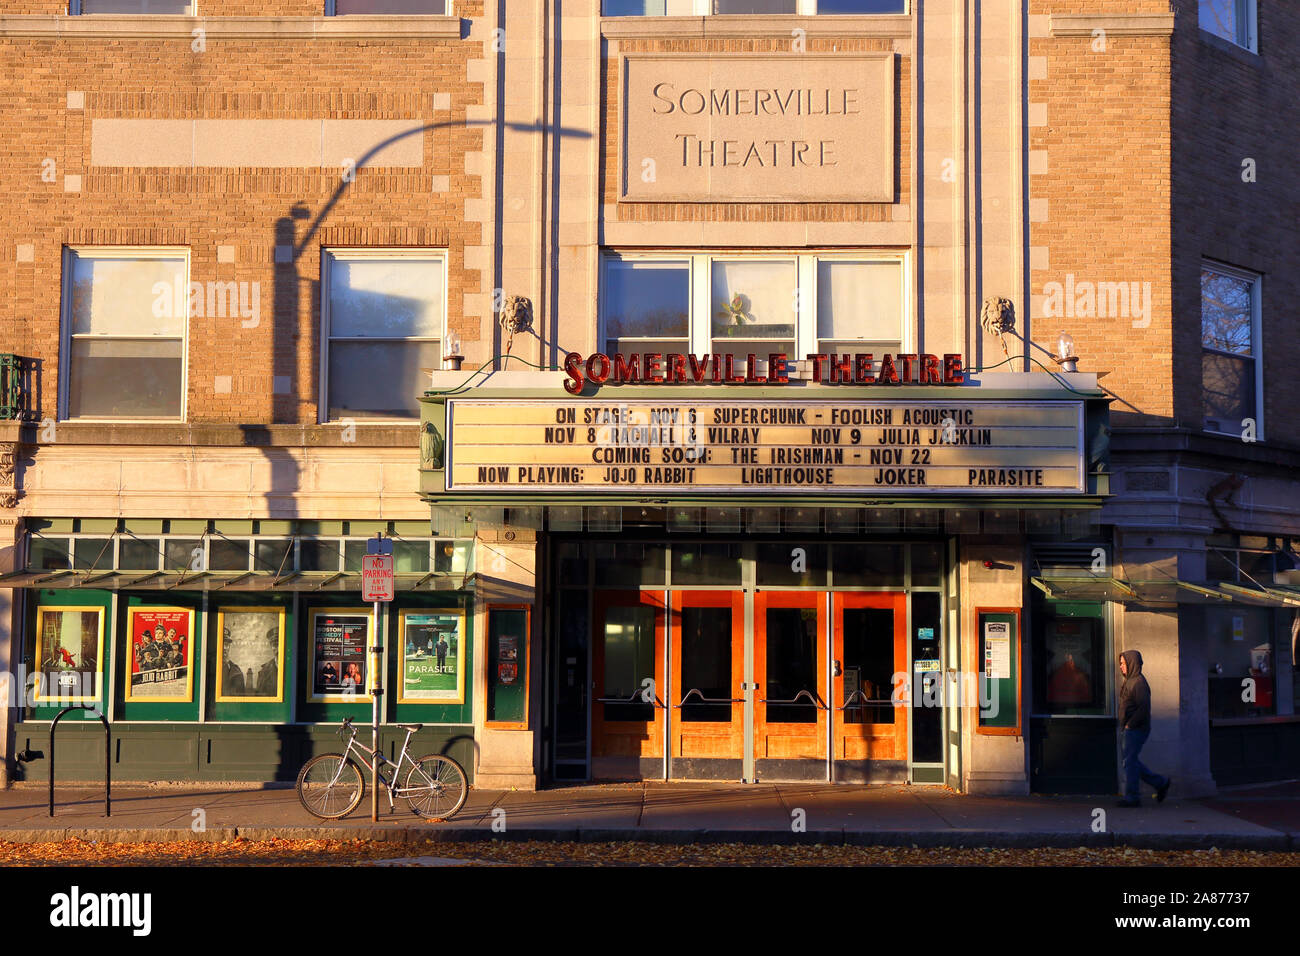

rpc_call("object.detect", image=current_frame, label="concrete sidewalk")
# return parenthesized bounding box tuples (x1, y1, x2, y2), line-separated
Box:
(2, 782, 1297, 850)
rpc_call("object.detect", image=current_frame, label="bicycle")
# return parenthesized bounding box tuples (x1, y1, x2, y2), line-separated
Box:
(296, 716, 468, 822)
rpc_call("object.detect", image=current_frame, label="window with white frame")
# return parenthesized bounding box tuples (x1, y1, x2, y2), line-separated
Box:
(601, 252, 907, 363)
(326, 0, 447, 14)
(322, 250, 446, 421)
(602, 0, 904, 13)
(61, 248, 188, 420)
(71, 0, 194, 13)
(1199, 0, 1256, 52)
(1201, 261, 1261, 436)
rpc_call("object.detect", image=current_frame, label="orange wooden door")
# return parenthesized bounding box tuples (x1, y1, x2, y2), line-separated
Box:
(754, 591, 827, 763)
(670, 590, 744, 763)
(832, 591, 908, 762)
(591, 590, 665, 773)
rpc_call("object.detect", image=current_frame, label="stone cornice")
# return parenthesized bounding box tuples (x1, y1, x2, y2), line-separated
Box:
(1111, 427, 1300, 472)
(0, 14, 462, 40)
(1050, 13, 1176, 38)
(600, 14, 911, 41)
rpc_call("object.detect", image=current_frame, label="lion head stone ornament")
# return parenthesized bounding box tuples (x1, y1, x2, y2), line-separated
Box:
(980, 296, 1017, 358)
(419, 421, 444, 470)
(499, 295, 534, 358)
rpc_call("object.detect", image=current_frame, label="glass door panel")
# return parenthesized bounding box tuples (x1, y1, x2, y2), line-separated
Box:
(754, 591, 826, 774)
(833, 592, 907, 771)
(670, 591, 744, 776)
(591, 590, 665, 778)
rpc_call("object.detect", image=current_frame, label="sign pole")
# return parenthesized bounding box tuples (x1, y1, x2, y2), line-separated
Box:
(363, 533, 394, 823)
(371, 596, 380, 823)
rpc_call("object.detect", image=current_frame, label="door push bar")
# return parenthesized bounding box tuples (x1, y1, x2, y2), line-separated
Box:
(48, 705, 111, 818)
(759, 689, 830, 710)
(836, 689, 893, 711)
(596, 690, 666, 707)
(674, 688, 745, 707)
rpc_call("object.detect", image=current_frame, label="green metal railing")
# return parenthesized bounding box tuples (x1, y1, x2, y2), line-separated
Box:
(0, 354, 21, 420)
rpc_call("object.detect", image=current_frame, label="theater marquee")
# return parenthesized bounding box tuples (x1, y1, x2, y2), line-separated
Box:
(620, 53, 895, 204)
(444, 400, 1086, 495)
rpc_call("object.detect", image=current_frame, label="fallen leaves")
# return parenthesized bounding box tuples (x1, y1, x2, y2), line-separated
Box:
(0, 839, 1294, 867)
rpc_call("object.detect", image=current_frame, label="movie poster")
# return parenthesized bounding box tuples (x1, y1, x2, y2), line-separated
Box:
(34, 606, 103, 702)
(497, 635, 518, 685)
(125, 607, 194, 702)
(217, 607, 285, 702)
(310, 609, 370, 701)
(1045, 619, 1096, 707)
(399, 611, 464, 703)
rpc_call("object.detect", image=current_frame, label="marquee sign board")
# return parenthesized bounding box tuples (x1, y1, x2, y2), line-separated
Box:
(444, 399, 1086, 495)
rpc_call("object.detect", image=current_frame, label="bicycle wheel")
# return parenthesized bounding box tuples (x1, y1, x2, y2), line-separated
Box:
(296, 753, 365, 820)
(403, 754, 468, 821)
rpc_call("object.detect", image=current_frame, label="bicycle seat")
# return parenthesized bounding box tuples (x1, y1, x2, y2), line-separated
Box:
(399, 723, 423, 733)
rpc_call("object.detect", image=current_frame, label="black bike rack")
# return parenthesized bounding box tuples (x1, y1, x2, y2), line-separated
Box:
(48, 706, 111, 818)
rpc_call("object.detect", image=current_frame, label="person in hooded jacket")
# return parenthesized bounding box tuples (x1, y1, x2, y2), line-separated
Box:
(1116, 649, 1171, 807)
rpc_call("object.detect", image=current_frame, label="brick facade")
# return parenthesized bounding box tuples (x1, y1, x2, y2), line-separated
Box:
(1, 6, 486, 426)
(1, 1, 1296, 793)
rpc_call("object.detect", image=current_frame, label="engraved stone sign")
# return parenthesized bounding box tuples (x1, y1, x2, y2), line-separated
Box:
(620, 54, 895, 203)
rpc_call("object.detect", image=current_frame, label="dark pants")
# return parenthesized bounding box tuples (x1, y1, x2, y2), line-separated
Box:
(1122, 728, 1167, 801)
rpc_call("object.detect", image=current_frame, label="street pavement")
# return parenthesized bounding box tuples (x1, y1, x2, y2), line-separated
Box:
(1, 780, 1297, 849)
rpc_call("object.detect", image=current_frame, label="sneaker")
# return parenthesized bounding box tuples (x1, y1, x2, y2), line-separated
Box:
(1115, 799, 1141, 808)
(1156, 779, 1171, 803)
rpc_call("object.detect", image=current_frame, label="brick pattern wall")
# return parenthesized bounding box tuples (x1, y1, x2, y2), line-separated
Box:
(1028, 0, 1173, 426)
(1169, 0, 1300, 446)
(0, 10, 483, 426)
(603, 36, 910, 227)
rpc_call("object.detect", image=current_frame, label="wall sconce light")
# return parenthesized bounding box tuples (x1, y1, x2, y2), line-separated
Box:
(443, 331, 464, 371)
(1053, 332, 1079, 373)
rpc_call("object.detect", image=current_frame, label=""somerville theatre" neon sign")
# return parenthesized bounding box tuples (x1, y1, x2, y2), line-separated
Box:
(563, 351, 967, 394)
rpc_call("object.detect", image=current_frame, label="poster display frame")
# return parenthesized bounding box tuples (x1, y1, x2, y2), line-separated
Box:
(123, 605, 196, 703)
(397, 608, 466, 705)
(976, 607, 1022, 736)
(485, 603, 531, 729)
(215, 605, 287, 704)
(307, 606, 373, 703)
(33, 605, 106, 704)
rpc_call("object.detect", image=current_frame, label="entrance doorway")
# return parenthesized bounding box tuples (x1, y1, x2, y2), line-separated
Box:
(670, 590, 744, 779)
(754, 591, 827, 778)
(552, 539, 949, 784)
(833, 592, 908, 781)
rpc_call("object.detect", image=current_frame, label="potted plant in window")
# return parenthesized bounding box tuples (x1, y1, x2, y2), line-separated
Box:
(717, 292, 750, 336)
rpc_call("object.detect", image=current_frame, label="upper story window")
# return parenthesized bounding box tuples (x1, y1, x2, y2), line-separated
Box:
(71, 0, 194, 12)
(603, 0, 904, 14)
(326, 0, 447, 13)
(1201, 261, 1262, 438)
(601, 252, 906, 364)
(61, 249, 188, 421)
(321, 249, 446, 421)
(1198, 0, 1257, 52)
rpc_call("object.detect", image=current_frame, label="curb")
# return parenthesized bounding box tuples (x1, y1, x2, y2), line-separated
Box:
(0, 826, 1291, 851)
